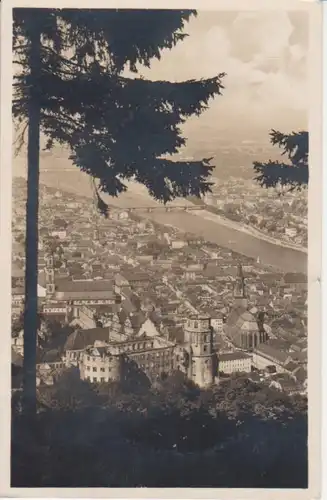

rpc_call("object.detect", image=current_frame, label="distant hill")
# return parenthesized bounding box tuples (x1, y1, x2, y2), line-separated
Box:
(13, 136, 281, 185)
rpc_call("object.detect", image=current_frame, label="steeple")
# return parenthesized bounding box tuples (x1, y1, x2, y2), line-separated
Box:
(234, 263, 247, 308)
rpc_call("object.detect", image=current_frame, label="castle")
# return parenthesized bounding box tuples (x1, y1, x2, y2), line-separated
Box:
(64, 314, 216, 388)
(41, 251, 266, 388)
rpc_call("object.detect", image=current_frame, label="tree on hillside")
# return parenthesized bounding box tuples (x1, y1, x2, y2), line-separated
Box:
(12, 312, 25, 336)
(13, 8, 225, 414)
(53, 217, 68, 229)
(253, 130, 308, 192)
(37, 368, 100, 410)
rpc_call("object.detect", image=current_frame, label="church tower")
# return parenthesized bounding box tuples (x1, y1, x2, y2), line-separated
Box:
(45, 252, 55, 297)
(184, 315, 215, 388)
(234, 263, 248, 309)
(91, 201, 100, 243)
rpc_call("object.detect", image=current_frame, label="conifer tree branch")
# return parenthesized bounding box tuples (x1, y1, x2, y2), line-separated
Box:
(253, 130, 308, 192)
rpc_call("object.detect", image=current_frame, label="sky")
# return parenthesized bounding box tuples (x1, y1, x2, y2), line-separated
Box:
(136, 10, 309, 142)
(14, 7, 309, 169)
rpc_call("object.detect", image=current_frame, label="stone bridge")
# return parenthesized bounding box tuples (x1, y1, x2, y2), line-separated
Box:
(114, 205, 206, 213)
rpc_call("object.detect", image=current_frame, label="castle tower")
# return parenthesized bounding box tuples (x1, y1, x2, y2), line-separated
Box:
(44, 252, 55, 297)
(184, 315, 215, 388)
(234, 263, 248, 309)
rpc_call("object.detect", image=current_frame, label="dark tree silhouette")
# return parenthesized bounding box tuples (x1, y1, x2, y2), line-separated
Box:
(253, 130, 308, 192)
(16, 16, 42, 417)
(13, 8, 225, 414)
(38, 368, 100, 410)
(13, 9, 224, 203)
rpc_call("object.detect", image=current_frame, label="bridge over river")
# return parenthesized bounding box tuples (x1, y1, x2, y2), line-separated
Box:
(15, 162, 307, 274)
(108, 204, 205, 213)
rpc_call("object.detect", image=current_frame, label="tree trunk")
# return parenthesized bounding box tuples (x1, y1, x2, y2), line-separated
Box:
(23, 23, 41, 416)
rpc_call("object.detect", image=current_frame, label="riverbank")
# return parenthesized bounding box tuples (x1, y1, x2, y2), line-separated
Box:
(13, 163, 307, 273)
(187, 197, 307, 255)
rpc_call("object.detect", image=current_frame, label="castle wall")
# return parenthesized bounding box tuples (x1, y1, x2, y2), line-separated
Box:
(190, 355, 214, 387)
(79, 351, 121, 383)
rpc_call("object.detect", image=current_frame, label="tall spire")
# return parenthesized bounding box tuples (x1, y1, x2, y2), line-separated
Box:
(234, 263, 245, 297)
(234, 263, 247, 308)
(237, 262, 244, 280)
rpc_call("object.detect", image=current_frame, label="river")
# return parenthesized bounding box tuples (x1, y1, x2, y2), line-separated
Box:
(14, 157, 308, 274)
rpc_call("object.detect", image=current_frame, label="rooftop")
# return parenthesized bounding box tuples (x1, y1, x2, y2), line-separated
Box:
(64, 327, 110, 351)
(219, 352, 252, 362)
(254, 343, 289, 364)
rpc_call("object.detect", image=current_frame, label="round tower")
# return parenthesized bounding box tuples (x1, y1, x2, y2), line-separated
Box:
(184, 315, 215, 388)
(79, 349, 121, 383)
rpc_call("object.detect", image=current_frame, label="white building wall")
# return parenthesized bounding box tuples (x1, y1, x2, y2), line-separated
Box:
(219, 357, 252, 374)
(171, 240, 187, 249)
(137, 318, 160, 338)
(191, 356, 214, 387)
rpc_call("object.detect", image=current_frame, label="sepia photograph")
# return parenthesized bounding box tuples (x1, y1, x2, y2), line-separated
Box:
(0, 0, 322, 495)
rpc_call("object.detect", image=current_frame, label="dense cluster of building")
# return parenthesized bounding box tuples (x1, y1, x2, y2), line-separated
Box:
(203, 177, 308, 248)
(12, 178, 308, 395)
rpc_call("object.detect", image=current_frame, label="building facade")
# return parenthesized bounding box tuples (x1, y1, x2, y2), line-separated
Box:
(44, 253, 55, 297)
(65, 313, 219, 389)
(79, 343, 121, 383)
(218, 352, 252, 374)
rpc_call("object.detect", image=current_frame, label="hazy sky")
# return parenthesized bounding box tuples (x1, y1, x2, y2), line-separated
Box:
(136, 10, 308, 141)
